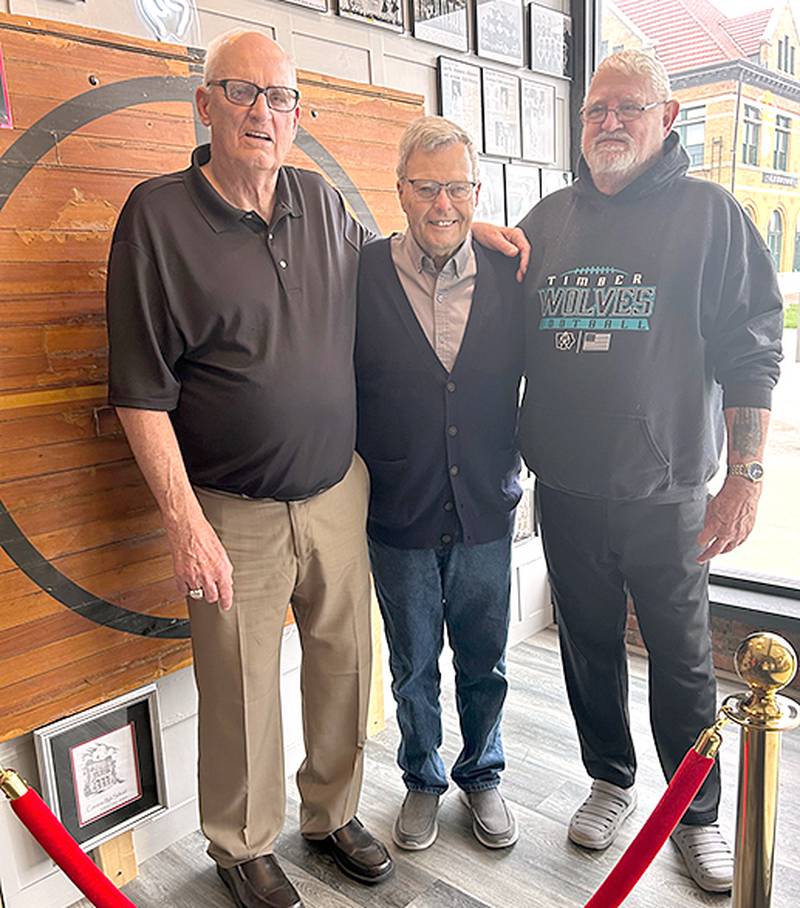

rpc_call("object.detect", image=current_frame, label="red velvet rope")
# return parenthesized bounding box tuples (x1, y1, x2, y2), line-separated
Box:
(11, 788, 137, 908)
(584, 748, 715, 908)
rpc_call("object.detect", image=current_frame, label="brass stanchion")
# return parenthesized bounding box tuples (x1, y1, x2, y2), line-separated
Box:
(0, 766, 28, 800)
(722, 632, 800, 908)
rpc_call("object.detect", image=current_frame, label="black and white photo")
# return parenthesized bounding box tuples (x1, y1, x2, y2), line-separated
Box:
(521, 78, 556, 163)
(438, 57, 483, 150)
(33, 686, 167, 850)
(541, 167, 572, 197)
(475, 158, 506, 226)
(475, 0, 524, 67)
(530, 4, 572, 78)
(505, 161, 541, 225)
(413, 0, 469, 51)
(338, 0, 404, 31)
(482, 69, 521, 158)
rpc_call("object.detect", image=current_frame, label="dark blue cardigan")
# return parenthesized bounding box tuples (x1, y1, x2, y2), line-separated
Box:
(355, 237, 524, 549)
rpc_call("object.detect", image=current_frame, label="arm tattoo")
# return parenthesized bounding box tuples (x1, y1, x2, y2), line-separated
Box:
(731, 408, 763, 458)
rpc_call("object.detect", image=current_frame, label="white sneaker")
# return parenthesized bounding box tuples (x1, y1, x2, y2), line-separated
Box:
(671, 823, 733, 893)
(568, 780, 637, 849)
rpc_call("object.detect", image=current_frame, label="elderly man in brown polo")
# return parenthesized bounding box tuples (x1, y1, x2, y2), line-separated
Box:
(105, 28, 528, 908)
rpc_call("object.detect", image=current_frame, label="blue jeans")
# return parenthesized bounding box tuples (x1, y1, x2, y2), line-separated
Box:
(369, 533, 512, 795)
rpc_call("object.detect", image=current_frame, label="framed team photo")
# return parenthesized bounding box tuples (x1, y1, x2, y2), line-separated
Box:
(33, 686, 167, 851)
(413, 0, 469, 51)
(482, 69, 521, 159)
(529, 4, 572, 78)
(541, 167, 572, 197)
(505, 161, 541, 226)
(521, 78, 556, 163)
(475, 0, 524, 67)
(438, 57, 483, 150)
(475, 157, 507, 226)
(338, 0, 404, 31)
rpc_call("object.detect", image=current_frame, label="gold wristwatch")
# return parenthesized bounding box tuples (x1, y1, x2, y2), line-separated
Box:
(727, 462, 764, 482)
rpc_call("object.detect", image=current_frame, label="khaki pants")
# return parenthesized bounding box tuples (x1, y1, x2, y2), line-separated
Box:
(189, 455, 372, 867)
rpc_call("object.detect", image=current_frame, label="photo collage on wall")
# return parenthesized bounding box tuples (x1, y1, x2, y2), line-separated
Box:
(271, 0, 574, 220)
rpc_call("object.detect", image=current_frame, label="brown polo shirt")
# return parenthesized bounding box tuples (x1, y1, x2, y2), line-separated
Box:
(106, 144, 371, 500)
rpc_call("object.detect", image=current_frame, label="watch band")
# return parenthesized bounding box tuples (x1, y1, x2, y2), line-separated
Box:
(727, 462, 764, 482)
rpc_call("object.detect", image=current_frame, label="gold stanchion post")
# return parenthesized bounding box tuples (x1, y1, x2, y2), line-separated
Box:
(722, 632, 800, 908)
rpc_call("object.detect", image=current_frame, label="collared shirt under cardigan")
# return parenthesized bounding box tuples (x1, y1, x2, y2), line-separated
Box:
(355, 236, 525, 550)
(390, 230, 477, 373)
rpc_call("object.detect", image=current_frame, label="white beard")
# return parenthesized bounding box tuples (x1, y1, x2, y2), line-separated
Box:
(585, 132, 639, 177)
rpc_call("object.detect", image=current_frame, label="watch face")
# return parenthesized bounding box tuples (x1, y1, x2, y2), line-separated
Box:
(748, 462, 764, 481)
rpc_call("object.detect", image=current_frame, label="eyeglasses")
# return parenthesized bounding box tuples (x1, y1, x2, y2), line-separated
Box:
(580, 99, 666, 123)
(207, 80, 300, 112)
(402, 179, 477, 201)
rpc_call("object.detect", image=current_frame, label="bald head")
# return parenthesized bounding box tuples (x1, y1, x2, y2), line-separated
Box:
(203, 29, 296, 87)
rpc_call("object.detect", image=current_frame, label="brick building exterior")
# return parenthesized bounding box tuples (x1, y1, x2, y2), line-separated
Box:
(603, 0, 800, 273)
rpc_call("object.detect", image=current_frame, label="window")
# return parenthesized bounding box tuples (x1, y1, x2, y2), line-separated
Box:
(676, 104, 705, 167)
(767, 210, 783, 270)
(742, 105, 761, 165)
(793, 218, 800, 271)
(777, 35, 796, 74)
(596, 4, 800, 592)
(774, 115, 790, 171)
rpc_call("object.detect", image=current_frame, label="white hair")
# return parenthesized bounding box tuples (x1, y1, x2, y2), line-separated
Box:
(396, 116, 479, 181)
(589, 50, 672, 103)
(203, 28, 296, 84)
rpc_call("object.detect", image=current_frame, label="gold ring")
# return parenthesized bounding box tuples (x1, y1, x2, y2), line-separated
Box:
(188, 588, 204, 600)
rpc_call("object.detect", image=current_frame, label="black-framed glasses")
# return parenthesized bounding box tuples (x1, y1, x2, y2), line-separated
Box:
(207, 80, 300, 111)
(580, 99, 666, 123)
(402, 178, 477, 201)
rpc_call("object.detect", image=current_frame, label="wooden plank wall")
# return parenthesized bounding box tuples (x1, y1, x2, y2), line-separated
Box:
(0, 12, 421, 742)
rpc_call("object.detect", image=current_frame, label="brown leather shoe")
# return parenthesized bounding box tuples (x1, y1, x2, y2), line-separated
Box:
(217, 854, 303, 908)
(305, 817, 394, 884)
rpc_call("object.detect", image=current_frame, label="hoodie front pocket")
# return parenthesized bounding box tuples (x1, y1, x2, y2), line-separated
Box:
(520, 402, 670, 500)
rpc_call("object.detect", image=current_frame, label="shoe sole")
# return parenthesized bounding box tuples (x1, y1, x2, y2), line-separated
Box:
(568, 796, 637, 850)
(391, 819, 439, 851)
(460, 791, 519, 849)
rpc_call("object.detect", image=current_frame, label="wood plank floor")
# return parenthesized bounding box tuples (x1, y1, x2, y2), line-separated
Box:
(76, 627, 800, 908)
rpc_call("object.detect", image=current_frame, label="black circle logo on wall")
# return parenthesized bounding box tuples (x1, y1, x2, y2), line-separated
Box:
(0, 74, 379, 638)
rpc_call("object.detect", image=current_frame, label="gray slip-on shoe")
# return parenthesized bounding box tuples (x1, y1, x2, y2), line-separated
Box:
(671, 822, 733, 893)
(461, 788, 519, 849)
(392, 791, 440, 851)
(568, 779, 637, 850)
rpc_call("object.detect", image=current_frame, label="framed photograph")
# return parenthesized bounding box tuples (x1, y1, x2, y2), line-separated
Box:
(482, 69, 521, 159)
(438, 57, 483, 149)
(541, 167, 572, 197)
(337, 0, 404, 30)
(0, 45, 12, 130)
(521, 79, 556, 163)
(34, 685, 167, 851)
(530, 4, 573, 79)
(505, 161, 541, 225)
(282, 0, 328, 9)
(475, 0, 524, 67)
(413, 0, 468, 51)
(475, 157, 506, 225)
